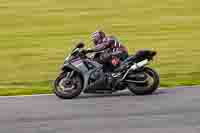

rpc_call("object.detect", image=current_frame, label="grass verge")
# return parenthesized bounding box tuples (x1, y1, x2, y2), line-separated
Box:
(1, 79, 200, 96)
(0, 0, 200, 95)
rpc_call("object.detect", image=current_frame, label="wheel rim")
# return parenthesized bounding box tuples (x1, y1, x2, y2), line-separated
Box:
(57, 77, 78, 94)
(133, 70, 155, 88)
(144, 72, 155, 88)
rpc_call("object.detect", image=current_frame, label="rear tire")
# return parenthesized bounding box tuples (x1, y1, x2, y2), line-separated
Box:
(53, 72, 83, 99)
(127, 67, 160, 95)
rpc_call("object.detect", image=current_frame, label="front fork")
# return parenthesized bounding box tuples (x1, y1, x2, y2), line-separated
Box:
(58, 70, 75, 84)
(66, 71, 75, 79)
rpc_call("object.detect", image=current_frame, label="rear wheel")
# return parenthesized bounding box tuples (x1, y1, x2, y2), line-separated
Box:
(127, 67, 160, 95)
(53, 71, 83, 99)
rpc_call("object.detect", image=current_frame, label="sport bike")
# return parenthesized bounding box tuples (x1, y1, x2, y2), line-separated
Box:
(53, 43, 160, 99)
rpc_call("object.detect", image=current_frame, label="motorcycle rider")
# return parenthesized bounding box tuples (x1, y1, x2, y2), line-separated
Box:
(88, 30, 128, 72)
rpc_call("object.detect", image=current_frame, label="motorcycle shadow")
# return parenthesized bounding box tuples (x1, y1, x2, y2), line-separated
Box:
(75, 89, 167, 100)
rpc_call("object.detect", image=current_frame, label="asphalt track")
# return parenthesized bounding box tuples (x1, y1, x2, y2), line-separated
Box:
(0, 86, 200, 133)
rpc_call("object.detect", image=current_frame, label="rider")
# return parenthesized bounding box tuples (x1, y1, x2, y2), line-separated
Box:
(88, 30, 128, 72)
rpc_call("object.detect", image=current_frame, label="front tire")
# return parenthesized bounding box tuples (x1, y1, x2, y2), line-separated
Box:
(53, 71, 83, 99)
(127, 67, 160, 95)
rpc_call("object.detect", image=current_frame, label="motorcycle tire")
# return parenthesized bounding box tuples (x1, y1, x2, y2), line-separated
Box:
(53, 72, 83, 99)
(127, 67, 160, 95)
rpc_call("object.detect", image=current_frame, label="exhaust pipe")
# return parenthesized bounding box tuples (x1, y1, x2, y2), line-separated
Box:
(130, 59, 149, 70)
(120, 59, 149, 80)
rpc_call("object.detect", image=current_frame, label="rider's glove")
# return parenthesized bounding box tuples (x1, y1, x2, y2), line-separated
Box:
(81, 49, 88, 55)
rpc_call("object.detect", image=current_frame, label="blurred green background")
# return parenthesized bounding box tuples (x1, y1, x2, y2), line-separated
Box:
(0, 0, 200, 95)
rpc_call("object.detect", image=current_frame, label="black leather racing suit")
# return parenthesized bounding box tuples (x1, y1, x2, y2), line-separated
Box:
(91, 36, 128, 72)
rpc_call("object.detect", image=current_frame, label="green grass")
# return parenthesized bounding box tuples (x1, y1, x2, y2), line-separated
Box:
(0, 87, 51, 96)
(0, 0, 200, 95)
(0, 80, 52, 95)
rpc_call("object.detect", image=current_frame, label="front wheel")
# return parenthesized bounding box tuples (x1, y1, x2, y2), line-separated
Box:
(127, 67, 160, 95)
(53, 71, 83, 99)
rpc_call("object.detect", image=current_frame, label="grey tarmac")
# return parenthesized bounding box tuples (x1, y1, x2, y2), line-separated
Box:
(0, 86, 200, 133)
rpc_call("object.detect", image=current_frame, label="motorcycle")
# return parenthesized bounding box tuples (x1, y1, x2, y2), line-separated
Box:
(53, 43, 160, 99)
